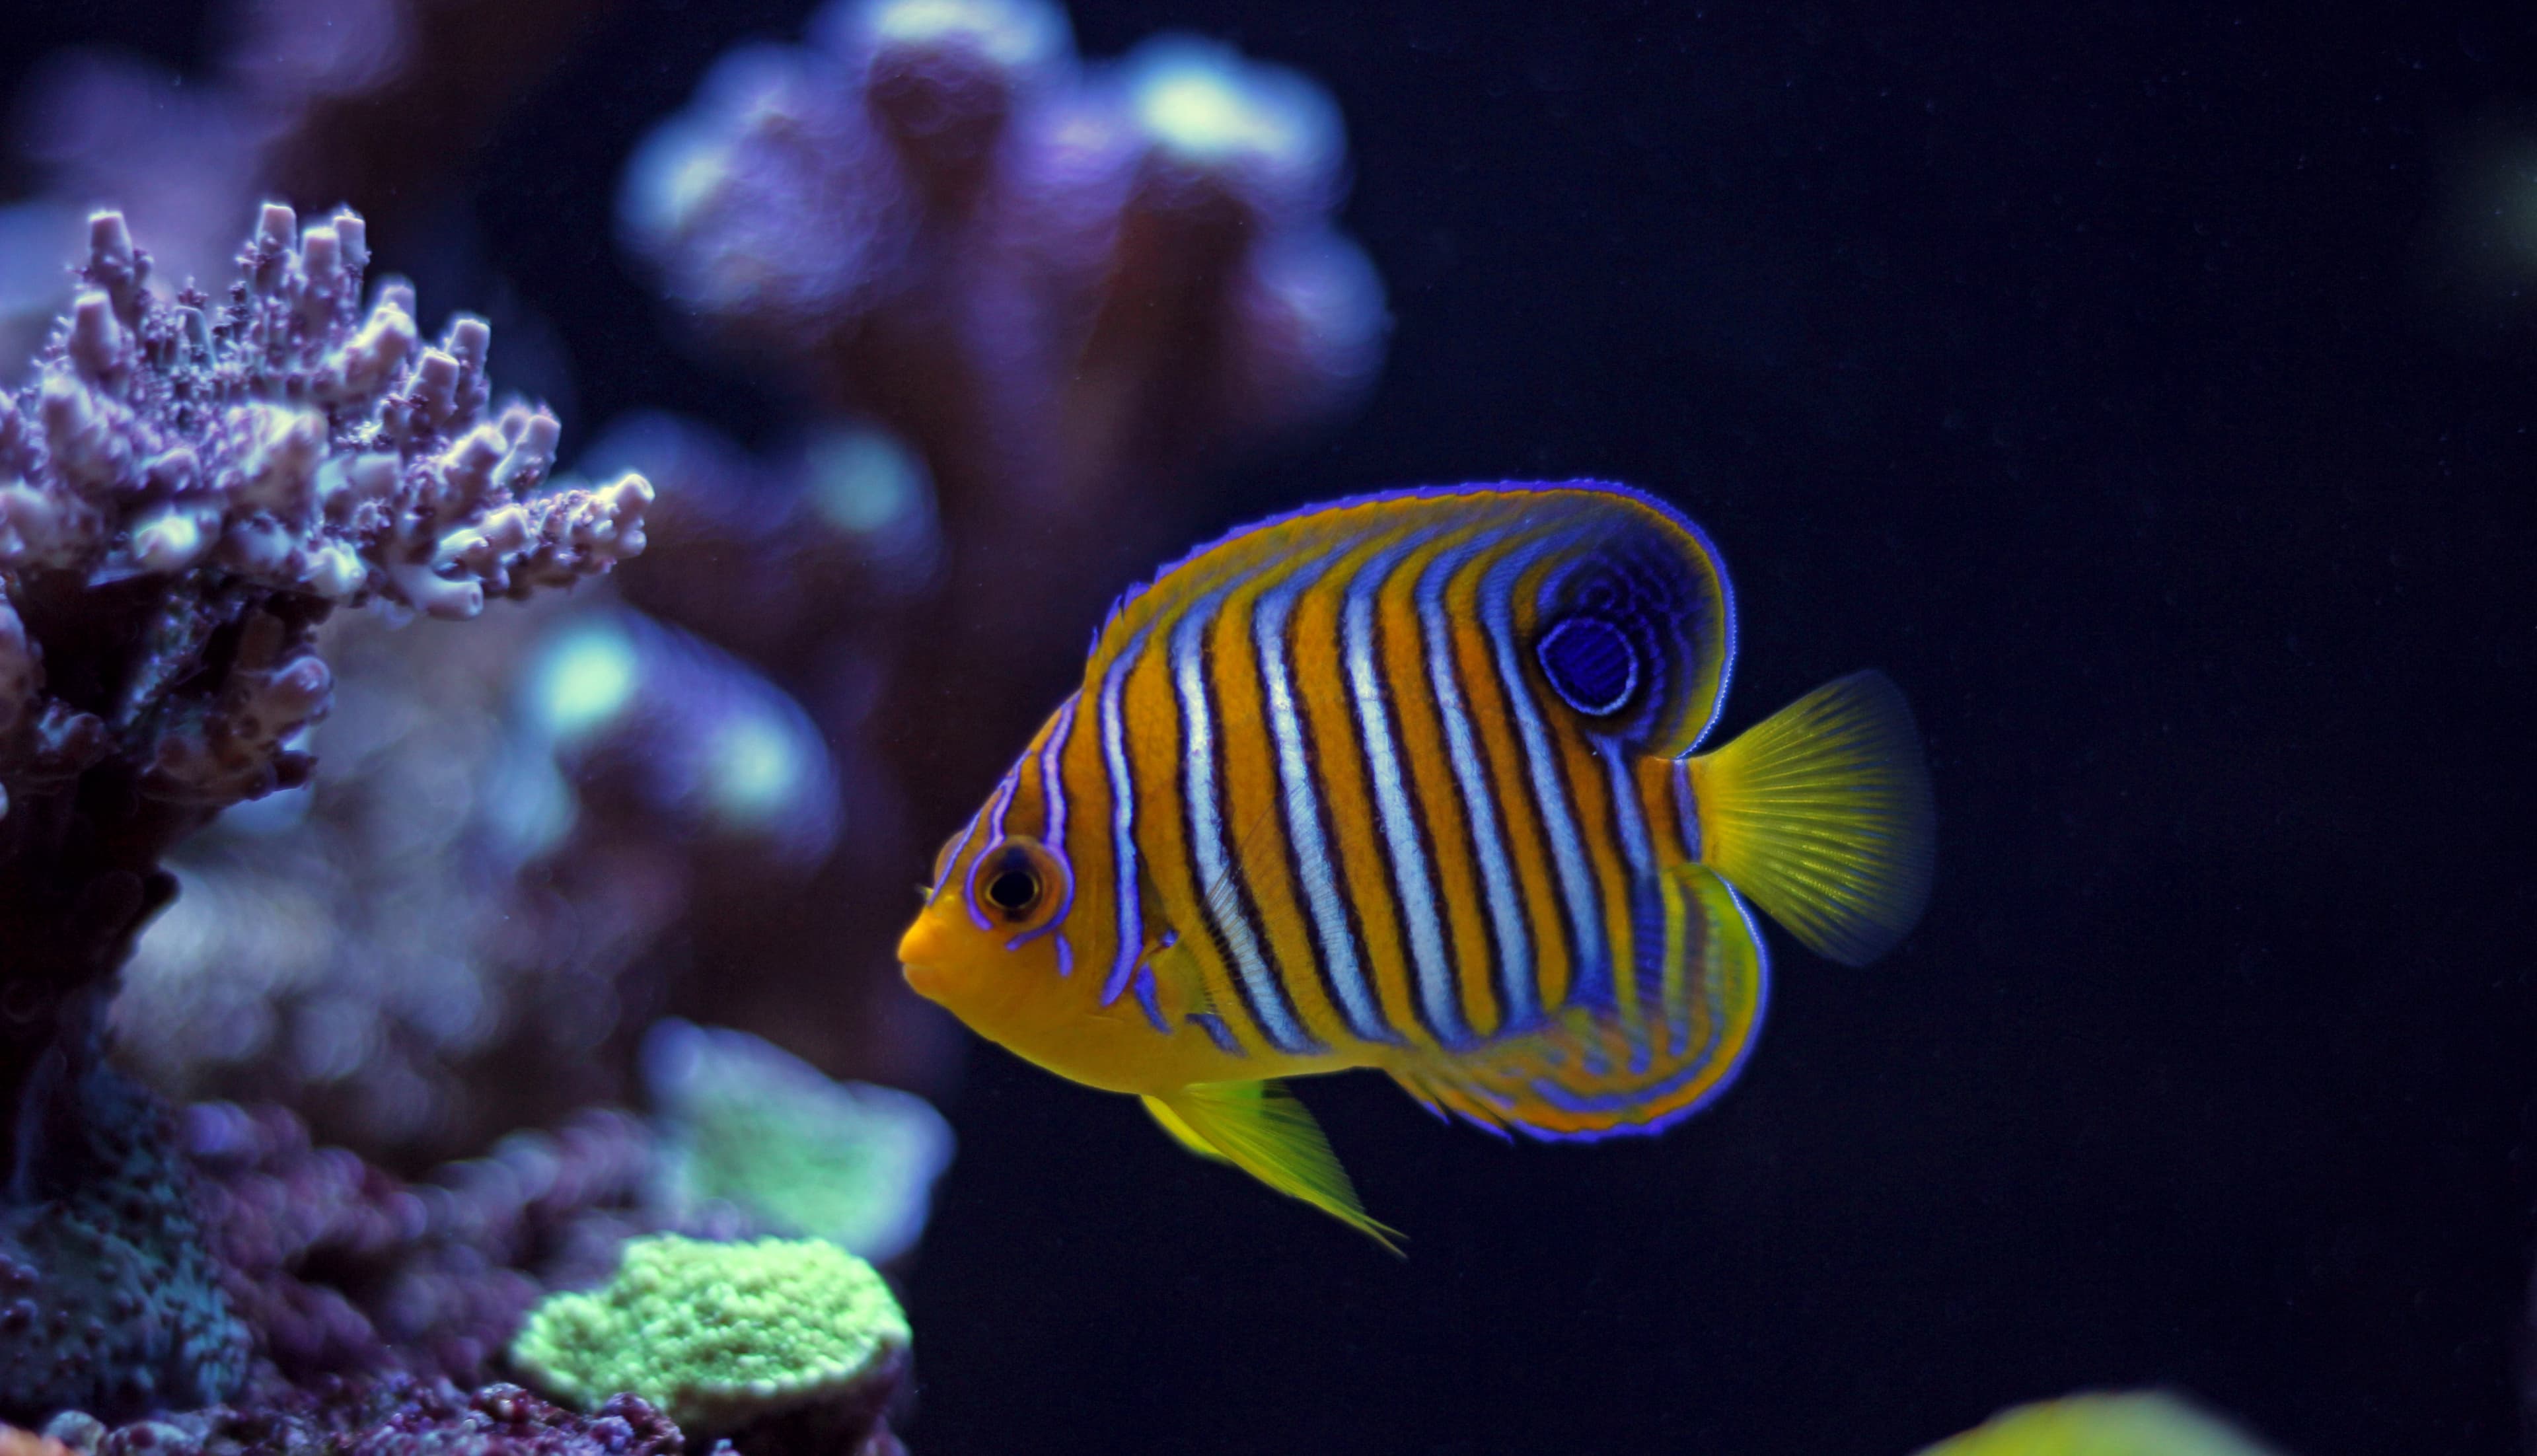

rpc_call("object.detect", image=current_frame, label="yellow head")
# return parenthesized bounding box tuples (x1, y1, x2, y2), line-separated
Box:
(897, 696, 1119, 1066)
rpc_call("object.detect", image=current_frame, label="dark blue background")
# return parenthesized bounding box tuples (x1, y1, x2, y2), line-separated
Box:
(13, 3, 2537, 1452)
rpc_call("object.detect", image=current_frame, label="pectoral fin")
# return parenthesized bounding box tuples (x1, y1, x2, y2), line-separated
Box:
(1152, 1081, 1403, 1255)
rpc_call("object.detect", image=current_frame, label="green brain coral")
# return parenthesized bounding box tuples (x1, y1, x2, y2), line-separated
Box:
(1917, 1391, 2283, 1456)
(507, 1235, 909, 1433)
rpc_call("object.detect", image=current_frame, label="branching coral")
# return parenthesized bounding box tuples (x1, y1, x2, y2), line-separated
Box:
(3, 0, 625, 359)
(622, 0, 1385, 464)
(0, 203, 650, 1420)
(188, 1102, 657, 1387)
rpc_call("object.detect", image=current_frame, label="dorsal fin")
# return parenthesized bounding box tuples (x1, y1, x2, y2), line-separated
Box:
(1081, 482, 1733, 757)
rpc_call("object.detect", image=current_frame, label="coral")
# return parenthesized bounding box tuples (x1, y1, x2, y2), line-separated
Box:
(0, 201, 649, 829)
(508, 1235, 906, 1444)
(1, 1429, 75, 1456)
(1917, 1391, 2284, 1456)
(0, 203, 649, 1420)
(0, 197, 649, 1027)
(36, 1375, 689, 1456)
(1, 0, 624, 359)
(522, 610, 842, 873)
(641, 1021, 951, 1264)
(115, 596, 838, 1161)
(186, 1103, 658, 1387)
(622, 0, 1385, 462)
(607, 0, 1390, 1086)
(0, 1065, 246, 1424)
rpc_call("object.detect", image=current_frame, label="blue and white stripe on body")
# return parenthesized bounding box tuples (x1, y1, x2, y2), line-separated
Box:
(1342, 531, 1470, 1046)
(1173, 585, 1319, 1054)
(1481, 528, 1609, 1005)
(1097, 624, 1158, 1007)
(1254, 554, 1391, 1044)
(1417, 536, 1537, 1032)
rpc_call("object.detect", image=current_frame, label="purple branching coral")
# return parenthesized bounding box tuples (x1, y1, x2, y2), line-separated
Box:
(0, 204, 650, 1420)
(185, 1103, 659, 1387)
(2, 0, 625, 359)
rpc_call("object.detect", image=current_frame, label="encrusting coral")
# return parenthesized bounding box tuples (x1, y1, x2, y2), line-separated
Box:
(0, 1066, 246, 1422)
(32, 1375, 688, 1456)
(0, 203, 651, 1420)
(507, 1235, 908, 1451)
(1917, 1391, 2285, 1456)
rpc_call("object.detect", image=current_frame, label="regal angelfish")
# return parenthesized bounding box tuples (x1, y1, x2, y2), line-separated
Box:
(897, 482, 1935, 1247)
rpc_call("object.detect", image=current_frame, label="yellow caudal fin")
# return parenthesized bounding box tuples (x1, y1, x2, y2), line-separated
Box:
(1152, 1081, 1403, 1255)
(1688, 670, 1935, 966)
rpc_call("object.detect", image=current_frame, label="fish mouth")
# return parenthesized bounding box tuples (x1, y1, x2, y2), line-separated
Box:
(901, 961, 945, 1000)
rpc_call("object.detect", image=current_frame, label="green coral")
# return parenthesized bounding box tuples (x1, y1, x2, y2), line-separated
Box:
(507, 1235, 908, 1434)
(642, 1021, 952, 1262)
(1917, 1391, 2283, 1456)
(0, 1059, 246, 1422)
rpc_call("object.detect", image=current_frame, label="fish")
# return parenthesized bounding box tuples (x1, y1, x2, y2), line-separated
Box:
(897, 481, 1934, 1249)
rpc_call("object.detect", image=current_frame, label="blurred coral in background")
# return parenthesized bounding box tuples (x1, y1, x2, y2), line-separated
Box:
(0, 0, 1381, 1441)
(96, 0, 1389, 1164)
(0, 199, 648, 1420)
(602, 0, 1388, 1089)
(0, 0, 622, 368)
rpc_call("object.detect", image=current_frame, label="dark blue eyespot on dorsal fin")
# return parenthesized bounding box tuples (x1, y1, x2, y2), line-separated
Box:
(1536, 614, 1638, 717)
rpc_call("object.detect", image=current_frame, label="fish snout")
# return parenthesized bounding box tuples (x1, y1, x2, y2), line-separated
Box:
(899, 916, 953, 997)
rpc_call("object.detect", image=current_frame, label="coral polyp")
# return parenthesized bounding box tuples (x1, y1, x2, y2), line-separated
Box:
(1, 205, 649, 629)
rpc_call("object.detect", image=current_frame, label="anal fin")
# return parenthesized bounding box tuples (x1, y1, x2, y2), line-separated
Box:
(1152, 1081, 1403, 1254)
(1387, 863, 1767, 1141)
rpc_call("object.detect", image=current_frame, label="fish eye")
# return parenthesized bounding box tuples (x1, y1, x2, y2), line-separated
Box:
(986, 863, 1041, 915)
(967, 836, 1069, 933)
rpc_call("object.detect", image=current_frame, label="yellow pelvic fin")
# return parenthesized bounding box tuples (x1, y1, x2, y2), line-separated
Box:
(1140, 1095, 1230, 1163)
(1152, 1081, 1403, 1255)
(1689, 669, 1936, 966)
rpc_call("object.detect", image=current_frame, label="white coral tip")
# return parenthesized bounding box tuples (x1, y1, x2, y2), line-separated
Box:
(131, 510, 209, 573)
